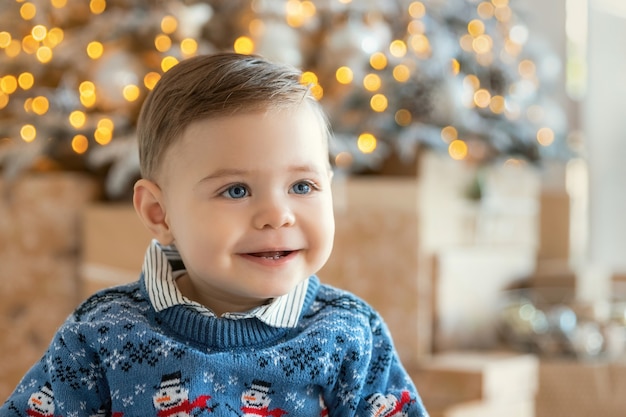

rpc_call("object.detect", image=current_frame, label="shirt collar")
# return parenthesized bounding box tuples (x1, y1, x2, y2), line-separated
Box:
(142, 239, 307, 328)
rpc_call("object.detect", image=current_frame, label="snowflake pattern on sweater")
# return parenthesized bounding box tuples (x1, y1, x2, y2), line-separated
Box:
(1, 275, 427, 417)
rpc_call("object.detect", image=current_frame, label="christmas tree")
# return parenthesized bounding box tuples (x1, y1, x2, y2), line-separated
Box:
(0, 0, 569, 199)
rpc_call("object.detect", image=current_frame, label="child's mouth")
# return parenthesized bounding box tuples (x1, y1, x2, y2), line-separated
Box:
(249, 251, 292, 260)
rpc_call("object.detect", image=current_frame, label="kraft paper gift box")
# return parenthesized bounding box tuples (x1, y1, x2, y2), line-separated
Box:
(411, 350, 539, 410)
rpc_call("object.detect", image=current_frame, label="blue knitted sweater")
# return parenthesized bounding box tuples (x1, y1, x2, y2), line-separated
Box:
(1, 275, 427, 417)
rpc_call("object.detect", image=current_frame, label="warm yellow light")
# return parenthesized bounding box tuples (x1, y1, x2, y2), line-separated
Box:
(161, 56, 179, 72)
(36, 46, 53, 63)
(161, 15, 178, 34)
(357, 132, 377, 154)
(393, 64, 411, 82)
(389, 40, 407, 58)
(370, 52, 387, 70)
(72, 134, 89, 154)
(79, 81, 96, 96)
(18, 72, 34, 90)
(20, 124, 37, 142)
(122, 84, 140, 102)
(95, 126, 113, 145)
(518, 59, 536, 78)
(87, 41, 104, 59)
(97, 118, 114, 131)
(32, 96, 49, 115)
(408, 1, 426, 18)
(407, 20, 426, 35)
(180, 38, 198, 56)
(441, 126, 458, 143)
(20, 3, 37, 20)
(474, 88, 491, 108)
(410, 34, 430, 55)
(51, 0, 68, 8)
(492, 0, 509, 6)
(300, 71, 318, 86)
(489, 95, 506, 114)
(448, 139, 468, 160)
(0, 32, 11, 48)
(395, 109, 412, 126)
(363, 73, 381, 91)
(451, 59, 460, 75)
(21, 124, 37, 142)
(69, 110, 86, 128)
(464, 74, 481, 90)
(234, 36, 254, 55)
(90, 0, 106, 14)
(22, 35, 39, 54)
(473, 35, 492, 54)
(468, 19, 485, 37)
(1, 75, 18, 94)
(370, 94, 388, 112)
(46, 28, 64, 48)
(477, 2, 495, 18)
(5, 40, 21, 58)
(154, 34, 171, 52)
(335, 66, 353, 84)
(0, 93, 8, 109)
(31, 25, 47, 41)
(310, 84, 323, 100)
(81, 93, 96, 107)
(144, 72, 161, 90)
(537, 127, 555, 146)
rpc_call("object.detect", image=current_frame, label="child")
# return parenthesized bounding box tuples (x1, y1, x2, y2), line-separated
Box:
(2, 52, 428, 417)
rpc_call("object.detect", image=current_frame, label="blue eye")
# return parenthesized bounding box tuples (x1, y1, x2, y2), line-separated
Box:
(291, 181, 312, 195)
(222, 184, 249, 199)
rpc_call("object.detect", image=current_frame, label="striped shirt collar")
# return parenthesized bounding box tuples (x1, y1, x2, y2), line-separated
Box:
(142, 239, 308, 328)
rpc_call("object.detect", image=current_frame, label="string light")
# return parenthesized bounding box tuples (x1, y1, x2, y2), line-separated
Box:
(537, 127, 555, 146)
(448, 139, 468, 160)
(357, 132, 377, 154)
(1, 75, 18, 94)
(72, 134, 89, 154)
(0, 32, 11, 48)
(154, 34, 171, 52)
(392, 64, 411, 82)
(335, 66, 353, 84)
(234, 36, 254, 54)
(144, 72, 161, 90)
(122, 84, 140, 102)
(370, 52, 387, 70)
(87, 41, 104, 59)
(31, 96, 49, 115)
(408, 2, 426, 18)
(160, 16, 178, 34)
(161, 56, 178, 72)
(90, 0, 107, 15)
(18, 72, 34, 90)
(20, 124, 37, 142)
(69, 110, 87, 129)
(363, 73, 381, 91)
(20, 3, 37, 20)
(389, 40, 407, 58)
(370, 93, 388, 112)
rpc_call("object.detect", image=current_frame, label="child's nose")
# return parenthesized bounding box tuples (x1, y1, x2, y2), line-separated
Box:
(252, 195, 295, 230)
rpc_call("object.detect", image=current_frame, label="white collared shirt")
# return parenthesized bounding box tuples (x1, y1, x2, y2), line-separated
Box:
(142, 239, 308, 328)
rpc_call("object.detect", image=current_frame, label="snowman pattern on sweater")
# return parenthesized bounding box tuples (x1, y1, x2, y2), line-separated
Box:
(26, 383, 55, 417)
(152, 371, 213, 417)
(240, 380, 287, 417)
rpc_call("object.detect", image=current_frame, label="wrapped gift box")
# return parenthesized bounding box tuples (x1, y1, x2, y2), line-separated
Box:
(411, 350, 539, 411)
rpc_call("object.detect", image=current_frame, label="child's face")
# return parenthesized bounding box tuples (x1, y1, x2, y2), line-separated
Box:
(156, 104, 334, 313)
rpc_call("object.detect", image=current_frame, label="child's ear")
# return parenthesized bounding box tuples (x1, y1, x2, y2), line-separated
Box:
(133, 179, 174, 245)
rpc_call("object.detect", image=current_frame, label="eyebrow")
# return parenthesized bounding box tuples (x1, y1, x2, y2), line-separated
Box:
(198, 164, 323, 183)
